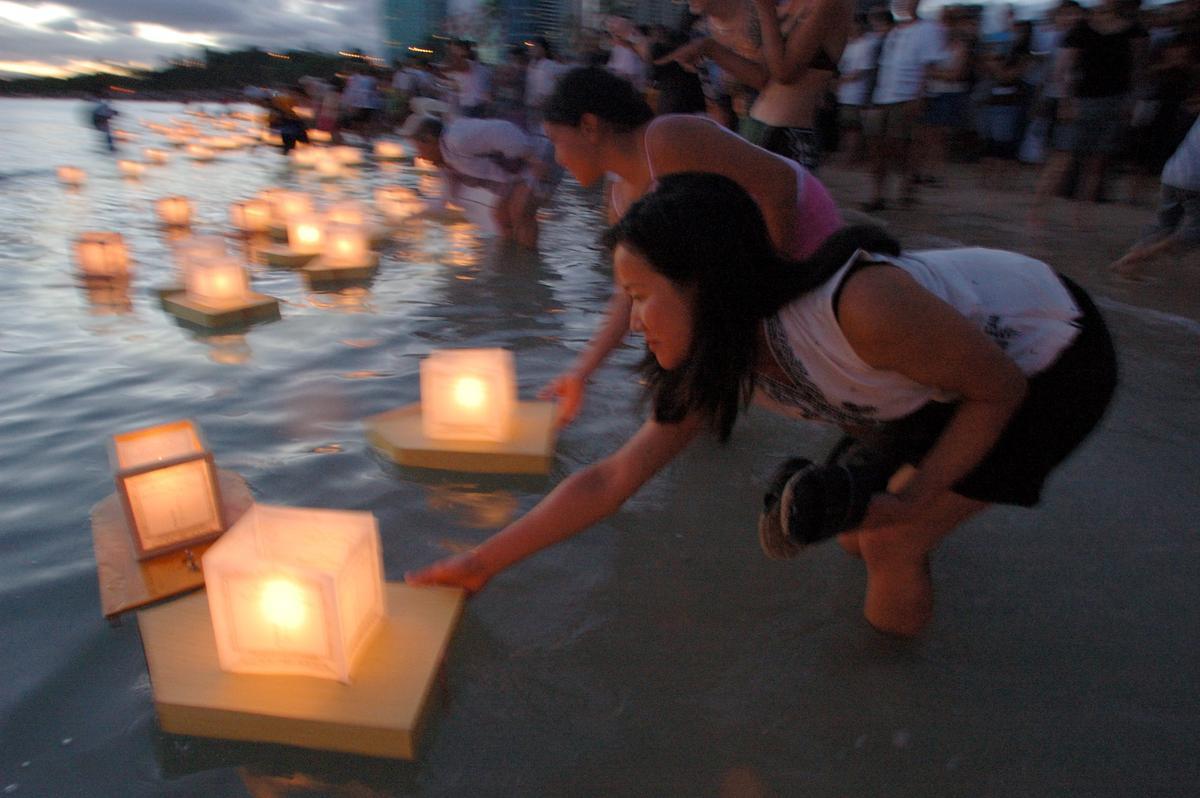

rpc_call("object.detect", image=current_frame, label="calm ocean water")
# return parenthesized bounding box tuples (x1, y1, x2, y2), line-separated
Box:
(2, 99, 1196, 797)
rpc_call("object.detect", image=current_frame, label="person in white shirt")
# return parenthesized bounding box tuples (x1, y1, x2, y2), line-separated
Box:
(525, 36, 568, 128)
(862, 0, 946, 210)
(1110, 114, 1200, 280)
(443, 39, 491, 118)
(340, 64, 383, 142)
(606, 25, 647, 91)
(410, 116, 560, 248)
(836, 13, 885, 164)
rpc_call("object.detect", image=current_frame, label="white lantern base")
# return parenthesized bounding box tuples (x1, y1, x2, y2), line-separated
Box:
(91, 468, 252, 621)
(255, 243, 319, 268)
(161, 290, 281, 329)
(365, 400, 558, 474)
(138, 582, 464, 760)
(302, 254, 380, 283)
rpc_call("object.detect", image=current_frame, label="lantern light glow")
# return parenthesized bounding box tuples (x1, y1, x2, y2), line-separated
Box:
(420, 348, 517, 442)
(75, 232, 131, 279)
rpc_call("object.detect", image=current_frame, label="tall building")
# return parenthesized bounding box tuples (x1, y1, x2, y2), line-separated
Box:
(383, 0, 448, 59)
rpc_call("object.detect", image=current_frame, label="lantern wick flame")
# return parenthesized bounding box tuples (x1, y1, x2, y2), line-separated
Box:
(260, 578, 307, 630)
(453, 376, 487, 410)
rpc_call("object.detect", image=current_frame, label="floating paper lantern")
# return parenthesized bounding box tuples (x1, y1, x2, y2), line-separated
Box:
(269, 191, 314, 225)
(75, 232, 131, 279)
(202, 503, 385, 682)
(57, 165, 87, 187)
(331, 146, 362, 166)
(323, 223, 369, 267)
(287, 215, 326, 255)
(143, 148, 169, 164)
(375, 187, 424, 221)
(187, 144, 215, 161)
(420, 348, 516, 442)
(229, 198, 272, 233)
(373, 140, 406, 160)
(308, 129, 332, 144)
(155, 196, 193, 227)
(315, 155, 343, 180)
(118, 159, 146, 178)
(293, 147, 320, 168)
(413, 157, 438, 173)
(325, 200, 368, 228)
(185, 256, 249, 305)
(110, 419, 226, 560)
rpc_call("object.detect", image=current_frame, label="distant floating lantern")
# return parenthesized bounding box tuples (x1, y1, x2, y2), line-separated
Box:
(323, 223, 370, 267)
(75, 231, 131, 280)
(287, 215, 326, 255)
(268, 191, 314, 226)
(229, 198, 271, 234)
(420, 348, 516, 442)
(315, 154, 344, 180)
(331, 145, 363, 166)
(187, 144, 215, 162)
(57, 165, 87, 187)
(373, 140, 406, 161)
(413, 157, 438, 173)
(202, 503, 385, 682)
(185, 256, 249, 306)
(155, 196, 193, 228)
(293, 147, 320, 168)
(118, 159, 146, 178)
(325, 200, 368, 228)
(375, 187, 424, 222)
(308, 129, 332, 144)
(143, 148, 169, 165)
(110, 419, 226, 560)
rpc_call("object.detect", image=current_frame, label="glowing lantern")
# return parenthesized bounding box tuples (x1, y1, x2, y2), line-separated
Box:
(110, 419, 226, 560)
(308, 129, 332, 144)
(373, 140, 406, 160)
(185, 256, 249, 305)
(269, 191, 313, 225)
(375, 187, 424, 221)
(413, 157, 438, 173)
(229, 198, 271, 233)
(420, 348, 516, 442)
(75, 232, 131, 279)
(187, 144, 215, 161)
(144, 148, 169, 164)
(325, 200, 368, 227)
(155, 196, 193, 227)
(287, 215, 325, 255)
(331, 145, 362, 166)
(118, 159, 146, 178)
(293, 147, 320, 168)
(315, 154, 343, 180)
(201, 503, 385, 682)
(323, 223, 369, 267)
(57, 166, 86, 187)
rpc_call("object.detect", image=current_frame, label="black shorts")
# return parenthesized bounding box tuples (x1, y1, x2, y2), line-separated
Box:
(830, 275, 1117, 507)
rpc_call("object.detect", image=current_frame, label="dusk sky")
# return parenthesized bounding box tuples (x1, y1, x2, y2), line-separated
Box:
(0, 0, 385, 78)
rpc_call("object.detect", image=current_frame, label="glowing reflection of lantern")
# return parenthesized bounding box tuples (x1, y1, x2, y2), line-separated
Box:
(373, 140, 406, 160)
(75, 232, 131, 279)
(110, 419, 225, 560)
(202, 503, 384, 682)
(315, 154, 343, 180)
(229, 198, 271, 233)
(144, 148, 169, 164)
(287, 215, 326, 254)
(57, 166, 86, 187)
(118, 159, 146, 178)
(375, 187, 424, 222)
(323, 223, 369, 267)
(187, 144, 215, 161)
(186, 256, 249, 305)
(331, 145, 362, 166)
(155, 196, 193, 227)
(420, 348, 516, 442)
(325, 200, 368, 227)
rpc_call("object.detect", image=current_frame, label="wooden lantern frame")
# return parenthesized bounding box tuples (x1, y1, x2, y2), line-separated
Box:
(110, 420, 226, 560)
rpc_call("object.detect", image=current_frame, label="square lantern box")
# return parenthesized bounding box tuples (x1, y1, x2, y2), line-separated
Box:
(202, 504, 384, 682)
(58, 165, 87, 187)
(229, 199, 271, 235)
(75, 232, 131, 281)
(365, 348, 559, 474)
(156, 196, 193, 228)
(257, 213, 322, 268)
(110, 419, 226, 560)
(136, 503, 465, 759)
(161, 256, 281, 329)
(302, 223, 379, 283)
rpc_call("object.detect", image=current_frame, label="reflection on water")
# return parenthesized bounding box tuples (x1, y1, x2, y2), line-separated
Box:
(306, 285, 374, 314)
(80, 280, 133, 315)
(196, 333, 252, 365)
(426, 483, 519, 529)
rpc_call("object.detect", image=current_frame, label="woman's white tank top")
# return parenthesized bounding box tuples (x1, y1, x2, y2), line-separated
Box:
(753, 248, 1084, 426)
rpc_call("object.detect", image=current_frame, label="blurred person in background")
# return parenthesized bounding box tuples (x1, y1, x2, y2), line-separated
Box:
(836, 8, 890, 166)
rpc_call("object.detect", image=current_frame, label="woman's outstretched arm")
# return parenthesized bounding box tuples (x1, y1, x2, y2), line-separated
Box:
(407, 413, 704, 592)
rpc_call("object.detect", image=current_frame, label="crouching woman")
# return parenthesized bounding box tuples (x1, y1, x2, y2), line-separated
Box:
(409, 172, 1117, 637)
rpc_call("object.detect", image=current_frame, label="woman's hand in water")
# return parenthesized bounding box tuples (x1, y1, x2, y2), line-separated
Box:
(538, 371, 586, 427)
(406, 550, 492, 594)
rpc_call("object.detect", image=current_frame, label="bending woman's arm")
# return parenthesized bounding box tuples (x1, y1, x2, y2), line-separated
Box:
(836, 266, 1028, 510)
(407, 414, 703, 592)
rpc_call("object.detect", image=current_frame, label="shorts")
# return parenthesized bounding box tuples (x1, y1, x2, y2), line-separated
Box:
(739, 116, 821, 171)
(1138, 184, 1200, 248)
(829, 275, 1117, 507)
(863, 100, 921, 142)
(839, 104, 867, 131)
(1060, 95, 1126, 155)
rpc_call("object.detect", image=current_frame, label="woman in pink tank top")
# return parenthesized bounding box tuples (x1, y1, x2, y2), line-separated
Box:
(537, 66, 843, 423)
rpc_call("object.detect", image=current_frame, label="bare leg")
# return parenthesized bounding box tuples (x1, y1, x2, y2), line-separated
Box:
(854, 491, 987, 637)
(1030, 151, 1072, 225)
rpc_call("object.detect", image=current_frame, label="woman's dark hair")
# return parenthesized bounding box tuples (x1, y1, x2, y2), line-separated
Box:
(602, 172, 899, 441)
(542, 66, 654, 132)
